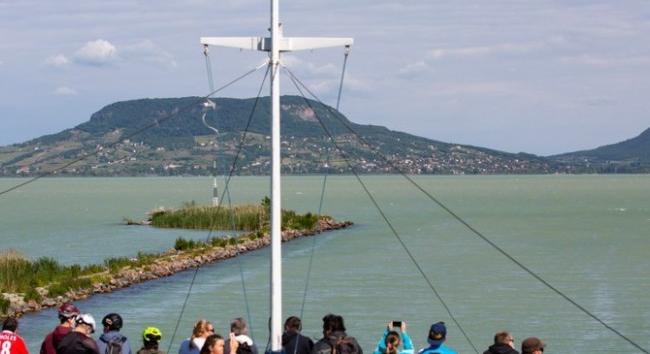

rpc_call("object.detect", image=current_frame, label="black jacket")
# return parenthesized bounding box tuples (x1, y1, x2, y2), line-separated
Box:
(483, 344, 519, 354)
(312, 331, 362, 354)
(57, 332, 100, 354)
(283, 331, 314, 354)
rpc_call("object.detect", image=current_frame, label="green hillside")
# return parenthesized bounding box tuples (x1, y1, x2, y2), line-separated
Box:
(551, 128, 650, 172)
(0, 96, 572, 176)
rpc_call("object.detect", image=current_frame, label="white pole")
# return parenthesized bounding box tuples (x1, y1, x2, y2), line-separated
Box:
(270, 0, 283, 352)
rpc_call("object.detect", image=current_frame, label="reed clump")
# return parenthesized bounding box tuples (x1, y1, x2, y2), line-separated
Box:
(150, 197, 320, 231)
(0, 250, 97, 296)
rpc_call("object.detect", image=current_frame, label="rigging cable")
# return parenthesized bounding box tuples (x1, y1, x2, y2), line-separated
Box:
(166, 65, 270, 353)
(284, 67, 649, 354)
(0, 63, 267, 199)
(299, 45, 350, 319)
(204, 44, 255, 340)
(286, 70, 481, 354)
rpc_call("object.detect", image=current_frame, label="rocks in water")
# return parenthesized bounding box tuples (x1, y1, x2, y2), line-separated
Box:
(2, 219, 352, 317)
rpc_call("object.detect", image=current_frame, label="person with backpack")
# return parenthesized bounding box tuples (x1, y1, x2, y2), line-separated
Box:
(57, 314, 100, 354)
(137, 327, 165, 354)
(312, 314, 362, 354)
(373, 321, 413, 354)
(282, 316, 313, 354)
(0, 317, 29, 354)
(96, 314, 132, 354)
(223, 318, 257, 354)
(483, 331, 519, 354)
(417, 322, 456, 354)
(178, 319, 214, 354)
(41, 302, 81, 354)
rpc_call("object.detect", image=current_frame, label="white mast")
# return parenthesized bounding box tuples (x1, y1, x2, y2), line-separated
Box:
(201, 1, 352, 351)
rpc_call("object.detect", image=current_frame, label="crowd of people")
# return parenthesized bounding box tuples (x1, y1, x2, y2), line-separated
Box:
(0, 302, 546, 354)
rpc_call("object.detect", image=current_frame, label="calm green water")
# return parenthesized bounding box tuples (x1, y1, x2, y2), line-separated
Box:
(1, 176, 649, 353)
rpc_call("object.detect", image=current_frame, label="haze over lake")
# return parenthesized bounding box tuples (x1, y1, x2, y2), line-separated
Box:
(1, 175, 649, 353)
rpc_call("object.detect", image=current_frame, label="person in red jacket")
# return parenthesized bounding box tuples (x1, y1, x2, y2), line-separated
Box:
(41, 303, 81, 354)
(0, 317, 29, 354)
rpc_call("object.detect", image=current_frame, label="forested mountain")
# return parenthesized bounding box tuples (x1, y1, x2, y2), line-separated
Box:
(0, 96, 586, 176)
(550, 128, 650, 172)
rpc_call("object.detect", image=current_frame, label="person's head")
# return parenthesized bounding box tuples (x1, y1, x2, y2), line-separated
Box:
(200, 334, 225, 354)
(427, 322, 446, 348)
(192, 319, 214, 340)
(321, 314, 345, 336)
(494, 331, 515, 349)
(230, 318, 248, 336)
(142, 327, 163, 349)
(58, 302, 80, 326)
(101, 313, 123, 333)
(384, 331, 401, 354)
(284, 316, 302, 333)
(75, 314, 96, 336)
(2, 317, 18, 333)
(521, 337, 545, 354)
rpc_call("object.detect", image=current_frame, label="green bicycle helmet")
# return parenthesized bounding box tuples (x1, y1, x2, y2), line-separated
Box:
(143, 326, 163, 342)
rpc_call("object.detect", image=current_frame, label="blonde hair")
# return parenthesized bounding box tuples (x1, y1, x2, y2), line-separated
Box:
(192, 319, 213, 340)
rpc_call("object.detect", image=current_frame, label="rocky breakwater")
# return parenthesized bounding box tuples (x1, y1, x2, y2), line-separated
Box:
(1, 218, 352, 317)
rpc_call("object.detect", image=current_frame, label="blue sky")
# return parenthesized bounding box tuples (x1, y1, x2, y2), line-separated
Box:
(1, 0, 649, 155)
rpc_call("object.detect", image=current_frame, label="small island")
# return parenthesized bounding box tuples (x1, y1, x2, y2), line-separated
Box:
(0, 198, 352, 317)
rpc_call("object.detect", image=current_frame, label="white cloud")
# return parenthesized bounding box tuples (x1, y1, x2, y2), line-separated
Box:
(282, 55, 339, 77)
(73, 39, 118, 66)
(121, 40, 177, 68)
(427, 42, 544, 60)
(52, 86, 78, 96)
(397, 61, 431, 78)
(425, 81, 526, 97)
(560, 54, 650, 68)
(44, 54, 70, 67)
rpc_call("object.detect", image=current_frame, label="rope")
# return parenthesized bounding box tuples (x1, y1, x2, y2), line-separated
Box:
(298, 46, 349, 319)
(286, 72, 481, 354)
(284, 67, 650, 354)
(298, 147, 329, 319)
(166, 65, 270, 352)
(0, 63, 267, 199)
(204, 43, 255, 340)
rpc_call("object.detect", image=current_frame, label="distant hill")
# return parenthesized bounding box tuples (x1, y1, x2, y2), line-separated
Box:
(1, 96, 573, 176)
(550, 128, 650, 172)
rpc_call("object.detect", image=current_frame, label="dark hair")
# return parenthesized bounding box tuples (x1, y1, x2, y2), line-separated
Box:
(200, 334, 224, 354)
(143, 336, 161, 350)
(322, 314, 345, 336)
(384, 331, 401, 354)
(2, 317, 18, 332)
(231, 318, 248, 336)
(284, 316, 302, 332)
(494, 331, 512, 345)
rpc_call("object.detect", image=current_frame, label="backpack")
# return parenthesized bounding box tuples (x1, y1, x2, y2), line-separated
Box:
(102, 336, 126, 354)
(328, 335, 360, 354)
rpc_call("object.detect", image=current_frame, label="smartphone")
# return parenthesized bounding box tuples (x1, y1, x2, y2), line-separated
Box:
(392, 321, 402, 328)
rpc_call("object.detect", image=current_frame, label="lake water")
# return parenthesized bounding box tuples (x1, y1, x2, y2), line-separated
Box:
(0, 175, 649, 353)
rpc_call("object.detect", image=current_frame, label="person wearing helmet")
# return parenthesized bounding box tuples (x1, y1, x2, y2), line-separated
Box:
(137, 327, 165, 354)
(41, 302, 81, 354)
(96, 314, 132, 354)
(57, 314, 100, 354)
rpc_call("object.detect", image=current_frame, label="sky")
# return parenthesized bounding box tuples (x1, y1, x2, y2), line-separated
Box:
(1, 0, 649, 155)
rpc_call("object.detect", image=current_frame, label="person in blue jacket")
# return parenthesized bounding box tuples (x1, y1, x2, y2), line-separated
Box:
(417, 322, 457, 354)
(373, 321, 413, 354)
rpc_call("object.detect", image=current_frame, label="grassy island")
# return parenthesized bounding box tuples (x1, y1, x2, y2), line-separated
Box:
(148, 197, 320, 231)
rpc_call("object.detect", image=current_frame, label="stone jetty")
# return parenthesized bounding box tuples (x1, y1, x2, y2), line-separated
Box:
(2, 218, 352, 317)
